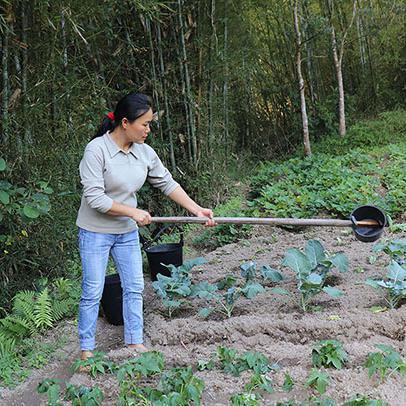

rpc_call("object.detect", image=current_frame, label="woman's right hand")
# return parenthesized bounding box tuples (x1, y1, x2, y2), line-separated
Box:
(130, 208, 152, 226)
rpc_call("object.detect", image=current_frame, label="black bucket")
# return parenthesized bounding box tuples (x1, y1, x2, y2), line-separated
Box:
(350, 205, 386, 243)
(142, 226, 184, 281)
(100, 273, 124, 326)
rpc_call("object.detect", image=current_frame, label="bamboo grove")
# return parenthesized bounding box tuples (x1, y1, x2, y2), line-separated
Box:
(0, 0, 404, 307)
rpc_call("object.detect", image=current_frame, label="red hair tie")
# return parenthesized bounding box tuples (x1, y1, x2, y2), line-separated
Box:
(107, 111, 115, 121)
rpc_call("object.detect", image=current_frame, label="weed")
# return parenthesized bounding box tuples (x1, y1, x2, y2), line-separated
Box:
(282, 372, 294, 392)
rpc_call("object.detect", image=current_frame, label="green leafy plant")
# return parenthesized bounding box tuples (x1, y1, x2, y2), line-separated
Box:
(157, 366, 205, 404)
(72, 352, 116, 378)
(65, 384, 104, 406)
(152, 257, 206, 317)
(117, 351, 164, 382)
(373, 238, 406, 266)
(312, 340, 348, 369)
(37, 378, 62, 406)
(230, 392, 261, 406)
(306, 369, 330, 395)
(244, 373, 273, 394)
(365, 261, 406, 309)
(273, 240, 348, 311)
(215, 346, 274, 377)
(343, 394, 386, 406)
(192, 262, 266, 318)
(364, 344, 406, 383)
(282, 372, 294, 392)
(309, 397, 337, 406)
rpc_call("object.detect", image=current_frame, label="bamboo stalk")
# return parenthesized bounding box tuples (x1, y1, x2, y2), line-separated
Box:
(150, 217, 379, 227)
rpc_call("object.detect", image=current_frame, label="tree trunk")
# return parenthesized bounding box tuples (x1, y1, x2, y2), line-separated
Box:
(177, 0, 197, 166)
(331, 26, 346, 137)
(327, 0, 357, 137)
(1, 28, 9, 144)
(21, 1, 32, 150)
(293, 0, 311, 156)
(156, 22, 176, 173)
(223, 0, 229, 163)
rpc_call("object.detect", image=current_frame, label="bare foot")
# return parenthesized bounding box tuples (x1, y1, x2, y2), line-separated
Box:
(81, 350, 94, 361)
(128, 343, 148, 353)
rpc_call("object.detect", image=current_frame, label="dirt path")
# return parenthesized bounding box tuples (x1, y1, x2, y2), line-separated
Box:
(1, 226, 405, 405)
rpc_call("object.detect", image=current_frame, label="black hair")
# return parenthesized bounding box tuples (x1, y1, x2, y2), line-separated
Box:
(93, 93, 152, 139)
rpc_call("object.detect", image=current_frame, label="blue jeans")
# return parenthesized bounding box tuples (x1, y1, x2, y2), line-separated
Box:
(78, 228, 144, 350)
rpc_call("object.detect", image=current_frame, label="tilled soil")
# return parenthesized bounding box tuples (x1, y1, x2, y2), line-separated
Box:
(1, 226, 405, 405)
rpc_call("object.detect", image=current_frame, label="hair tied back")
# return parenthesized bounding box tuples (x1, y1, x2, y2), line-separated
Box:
(107, 111, 115, 121)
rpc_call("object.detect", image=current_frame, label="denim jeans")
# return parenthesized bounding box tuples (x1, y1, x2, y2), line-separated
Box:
(78, 228, 144, 350)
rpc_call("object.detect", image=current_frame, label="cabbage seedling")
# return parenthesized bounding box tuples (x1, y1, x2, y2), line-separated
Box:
(152, 257, 206, 317)
(365, 261, 406, 309)
(274, 240, 348, 312)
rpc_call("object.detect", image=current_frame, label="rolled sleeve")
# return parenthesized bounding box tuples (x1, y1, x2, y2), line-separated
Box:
(79, 149, 113, 213)
(147, 152, 179, 195)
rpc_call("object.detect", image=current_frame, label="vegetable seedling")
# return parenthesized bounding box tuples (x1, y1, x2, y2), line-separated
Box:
(365, 260, 406, 309)
(152, 257, 206, 317)
(306, 369, 330, 394)
(72, 352, 115, 378)
(273, 240, 348, 311)
(312, 340, 348, 369)
(364, 344, 406, 383)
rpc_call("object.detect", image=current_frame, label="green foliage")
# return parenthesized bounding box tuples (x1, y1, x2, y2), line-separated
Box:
(192, 261, 266, 318)
(373, 238, 406, 266)
(273, 240, 348, 311)
(157, 366, 205, 404)
(282, 372, 294, 392)
(248, 141, 405, 220)
(38, 380, 104, 406)
(343, 394, 386, 406)
(191, 196, 253, 249)
(0, 159, 54, 301)
(65, 384, 104, 406)
(72, 352, 116, 378)
(364, 344, 406, 383)
(230, 392, 261, 405)
(365, 261, 406, 309)
(117, 351, 164, 382)
(0, 338, 26, 387)
(120, 365, 205, 406)
(0, 276, 80, 353)
(37, 378, 63, 406)
(152, 257, 207, 317)
(215, 346, 273, 377)
(244, 373, 273, 394)
(306, 369, 330, 395)
(312, 340, 348, 369)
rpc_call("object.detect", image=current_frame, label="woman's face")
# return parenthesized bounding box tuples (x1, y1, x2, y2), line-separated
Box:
(122, 108, 153, 144)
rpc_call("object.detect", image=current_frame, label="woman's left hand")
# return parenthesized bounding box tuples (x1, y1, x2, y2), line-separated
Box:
(195, 208, 216, 227)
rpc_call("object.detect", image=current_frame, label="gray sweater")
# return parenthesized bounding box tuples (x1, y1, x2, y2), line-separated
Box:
(76, 132, 179, 234)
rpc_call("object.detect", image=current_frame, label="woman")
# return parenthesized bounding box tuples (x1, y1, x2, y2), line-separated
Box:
(76, 92, 214, 361)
